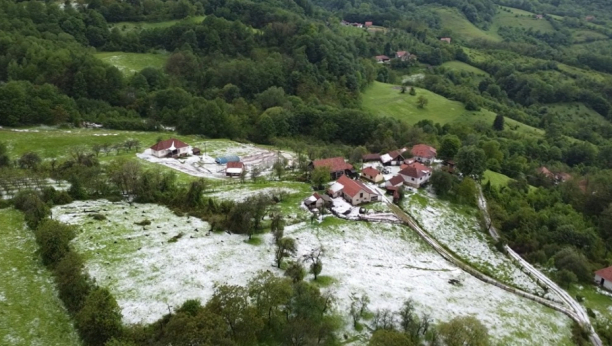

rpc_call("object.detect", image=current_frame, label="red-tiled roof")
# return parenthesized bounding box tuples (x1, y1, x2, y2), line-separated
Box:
(338, 175, 374, 198)
(313, 192, 321, 200)
(596, 266, 612, 282)
(362, 167, 380, 177)
(399, 162, 431, 179)
(150, 138, 189, 151)
(365, 21, 373, 26)
(538, 166, 554, 179)
(388, 175, 404, 186)
(362, 153, 381, 161)
(375, 55, 390, 60)
(312, 157, 353, 172)
(396, 51, 408, 57)
(227, 162, 244, 169)
(411, 144, 437, 159)
(440, 37, 451, 43)
(556, 172, 572, 182)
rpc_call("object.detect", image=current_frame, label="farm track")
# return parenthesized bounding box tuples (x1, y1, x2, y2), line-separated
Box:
(365, 183, 596, 341)
(477, 188, 603, 346)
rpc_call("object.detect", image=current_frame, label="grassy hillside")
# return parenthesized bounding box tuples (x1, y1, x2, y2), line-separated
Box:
(483, 170, 513, 188)
(492, 6, 556, 34)
(571, 29, 608, 43)
(434, 7, 501, 42)
(0, 209, 81, 346)
(362, 82, 543, 136)
(440, 61, 489, 77)
(108, 16, 205, 33)
(94, 52, 168, 75)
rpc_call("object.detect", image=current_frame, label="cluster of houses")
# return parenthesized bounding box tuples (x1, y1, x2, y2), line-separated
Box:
(375, 51, 418, 64)
(304, 144, 438, 208)
(341, 20, 373, 28)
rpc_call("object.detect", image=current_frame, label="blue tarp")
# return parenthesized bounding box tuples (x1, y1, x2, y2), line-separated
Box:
(215, 155, 240, 164)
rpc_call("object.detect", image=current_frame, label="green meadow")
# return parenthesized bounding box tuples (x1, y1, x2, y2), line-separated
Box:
(362, 82, 544, 137)
(0, 209, 81, 346)
(94, 52, 168, 75)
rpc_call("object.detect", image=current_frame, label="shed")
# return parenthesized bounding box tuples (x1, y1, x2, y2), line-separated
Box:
(215, 155, 241, 164)
(192, 148, 201, 155)
(595, 266, 612, 291)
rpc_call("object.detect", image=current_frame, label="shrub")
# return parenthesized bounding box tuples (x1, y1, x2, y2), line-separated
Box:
(134, 219, 151, 226)
(35, 219, 76, 267)
(90, 214, 107, 221)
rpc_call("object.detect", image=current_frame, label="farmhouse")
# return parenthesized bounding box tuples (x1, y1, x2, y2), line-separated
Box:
(586, 15, 595, 21)
(362, 153, 381, 162)
(309, 157, 355, 180)
(594, 266, 612, 291)
(537, 166, 555, 179)
(365, 21, 373, 27)
(535, 14, 543, 19)
(375, 55, 390, 64)
(396, 51, 416, 62)
(337, 175, 378, 205)
(440, 37, 452, 43)
(226, 162, 244, 177)
(399, 162, 432, 188)
(362, 167, 383, 183)
(150, 138, 190, 158)
(411, 144, 437, 163)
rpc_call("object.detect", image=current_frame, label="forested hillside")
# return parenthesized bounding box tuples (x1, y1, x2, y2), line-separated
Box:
(3, 0, 612, 344)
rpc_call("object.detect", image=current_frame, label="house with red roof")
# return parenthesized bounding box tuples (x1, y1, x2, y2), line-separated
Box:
(395, 51, 417, 62)
(595, 266, 612, 291)
(362, 167, 383, 183)
(303, 192, 331, 209)
(226, 161, 244, 177)
(365, 21, 373, 27)
(385, 174, 405, 192)
(309, 157, 355, 180)
(380, 148, 407, 166)
(410, 144, 437, 163)
(375, 55, 390, 64)
(337, 175, 378, 205)
(399, 162, 432, 188)
(150, 138, 190, 158)
(362, 153, 381, 162)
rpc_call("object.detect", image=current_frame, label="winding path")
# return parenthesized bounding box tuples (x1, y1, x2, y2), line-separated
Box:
(477, 188, 602, 346)
(363, 183, 603, 344)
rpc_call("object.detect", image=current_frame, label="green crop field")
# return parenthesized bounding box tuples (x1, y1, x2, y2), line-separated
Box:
(483, 170, 513, 188)
(492, 6, 556, 34)
(0, 208, 81, 346)
(95, 52, 168, 74)
(440, 61, 489, 77)
(108, 16, 205, 33)
(362, 82, 544, 137)
(434, 7, 501, 42)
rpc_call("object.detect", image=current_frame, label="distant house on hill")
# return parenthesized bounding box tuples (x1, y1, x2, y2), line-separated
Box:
(440, 37, 452, 43)
(375, 55, 391, 64)
(586, 15, 595, 21)
(150, 138, 190, 158)
(396, 51, 417, 62)
(537, 166, 555, 180)
(309, 157, 355, 180)
(361, 167, 383, 183)
(365, 21, 373, 27)
(399, 162, 432, 188)
(537, 166, 572, 183)
(595, 266, 612, 291)
(410, 144, 437, 163)
(226, 162, 244, 177)
(535, 14, 543, 19)
(337, 175, 378, 205)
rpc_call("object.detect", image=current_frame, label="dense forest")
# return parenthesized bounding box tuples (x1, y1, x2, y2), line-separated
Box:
(3, 0, 612, 344)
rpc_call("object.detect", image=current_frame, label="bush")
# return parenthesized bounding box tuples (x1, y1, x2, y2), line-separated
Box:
(90, 213, 107, 221)
(35, 219, 76, 267)
(75, 287, 123, 346)
(54, 252, 91, 315)
(134, 219, 151, 226)
(13, 190, 50, 229)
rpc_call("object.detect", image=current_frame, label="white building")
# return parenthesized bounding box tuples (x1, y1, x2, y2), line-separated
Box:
(150, 139, 190, 158)
(399, 162, 432, 188)
(595, 266, 612, 291)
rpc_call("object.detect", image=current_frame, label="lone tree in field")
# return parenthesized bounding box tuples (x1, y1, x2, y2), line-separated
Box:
(416, 95, 428, 109)
(270, 213, 285, 244)
(273, 155, 286, 180)
(493, 114, 504, 131)
(305, 247, 324, 280)
(409, 87, 416, 96)
(275, 237, 297, 268)
(250, 166, 261, 182)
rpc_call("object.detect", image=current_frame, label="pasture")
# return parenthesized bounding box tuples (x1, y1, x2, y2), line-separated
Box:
(0, 209, 81, 346)
(434, 7, 501, 42)
(94, 52, 168, 75)
(440, 61, 490, 77)
(492, 6, 556, 34)
(362, 82, 544, 137)
(108, 16, 205, 33)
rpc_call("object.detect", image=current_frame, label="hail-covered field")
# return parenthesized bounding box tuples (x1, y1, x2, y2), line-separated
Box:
(402, 191, 554, 297)
(53, 198, 572, 345)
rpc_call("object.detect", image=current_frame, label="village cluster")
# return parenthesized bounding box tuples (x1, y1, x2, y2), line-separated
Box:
(303, 144, 437, 210)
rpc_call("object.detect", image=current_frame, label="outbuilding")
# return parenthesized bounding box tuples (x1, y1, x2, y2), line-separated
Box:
(215, 155, 241, 164)
(226, 162, 244, 177)
(594, 266, 612, 291)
